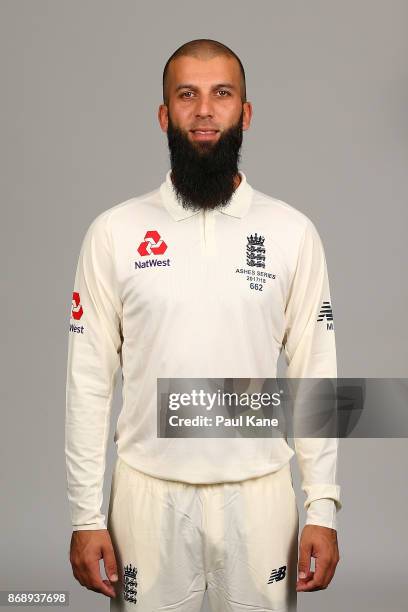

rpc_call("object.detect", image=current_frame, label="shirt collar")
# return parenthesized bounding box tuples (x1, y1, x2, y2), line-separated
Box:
(159, 169, 254, 221)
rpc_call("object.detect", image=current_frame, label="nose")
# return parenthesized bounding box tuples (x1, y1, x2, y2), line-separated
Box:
(195, 94, 214, 119)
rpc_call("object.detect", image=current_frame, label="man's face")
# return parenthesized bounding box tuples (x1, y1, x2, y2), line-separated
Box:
(158, 55, 252, 211)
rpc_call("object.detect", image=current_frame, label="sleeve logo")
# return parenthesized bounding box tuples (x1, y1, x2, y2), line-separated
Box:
(71, 291, 83, 320)
(317, 299, 334, 330)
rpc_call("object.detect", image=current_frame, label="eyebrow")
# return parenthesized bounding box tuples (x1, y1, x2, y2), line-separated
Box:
(175, 83, 236, 92)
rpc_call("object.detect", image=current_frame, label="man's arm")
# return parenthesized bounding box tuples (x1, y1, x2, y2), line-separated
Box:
(282, 217, 341, 591)
(65, 210, 123, 531)
(65, 210, 122, 599)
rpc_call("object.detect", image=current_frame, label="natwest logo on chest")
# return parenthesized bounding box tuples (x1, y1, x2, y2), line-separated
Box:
(137, 230, 167, 256)
(135, 229, 171, 269)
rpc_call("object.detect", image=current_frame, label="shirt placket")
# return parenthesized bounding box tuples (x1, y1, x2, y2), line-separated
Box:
(200, 209, 217, 257)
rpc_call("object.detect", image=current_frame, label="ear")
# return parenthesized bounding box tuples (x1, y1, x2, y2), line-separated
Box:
(242, 101, 253, 131)
(158, 104, 169, 132)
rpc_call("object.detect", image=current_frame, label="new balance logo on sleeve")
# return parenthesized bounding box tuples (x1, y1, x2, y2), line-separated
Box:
(317, 299, 334, 330)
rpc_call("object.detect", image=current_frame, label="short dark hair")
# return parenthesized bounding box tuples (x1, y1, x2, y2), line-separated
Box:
(162, 38, 247, 106)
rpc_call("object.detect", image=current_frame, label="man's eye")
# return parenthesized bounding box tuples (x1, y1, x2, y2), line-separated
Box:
(180, 90, 230, 98)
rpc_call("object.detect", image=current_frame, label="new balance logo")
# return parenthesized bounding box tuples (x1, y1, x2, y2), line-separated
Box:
(317, 300, 334, 329)
(268, 565, 287, 583)
(317, 300, 333, 321)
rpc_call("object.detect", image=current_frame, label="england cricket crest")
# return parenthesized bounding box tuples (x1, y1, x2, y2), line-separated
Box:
(246, 232, 266, 268)
(123, 563, 138, 604)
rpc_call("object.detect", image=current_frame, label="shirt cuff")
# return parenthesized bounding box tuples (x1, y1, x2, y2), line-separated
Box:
(72, 522, 107, 532)
(305, 498, 339, 530)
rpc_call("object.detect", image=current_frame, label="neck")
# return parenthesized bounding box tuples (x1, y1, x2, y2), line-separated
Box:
(233, 173, 242, 189)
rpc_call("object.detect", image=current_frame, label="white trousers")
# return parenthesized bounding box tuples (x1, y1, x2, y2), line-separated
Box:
(108, 456, 299, 611)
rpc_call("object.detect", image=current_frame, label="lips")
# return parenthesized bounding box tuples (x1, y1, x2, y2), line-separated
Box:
(190, 129, 220, 142)
(190, 129, 219, 133)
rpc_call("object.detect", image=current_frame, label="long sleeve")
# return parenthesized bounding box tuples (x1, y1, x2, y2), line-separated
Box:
(65, 211, 123, 531)
(282, 217, 342, 530)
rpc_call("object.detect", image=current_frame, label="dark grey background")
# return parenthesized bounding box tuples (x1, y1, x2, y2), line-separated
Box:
(1, 1, 407, 611)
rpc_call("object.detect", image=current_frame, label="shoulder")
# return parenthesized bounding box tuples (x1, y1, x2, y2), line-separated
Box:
(84, 185, 161, 239)
(251, 187, 323, 246)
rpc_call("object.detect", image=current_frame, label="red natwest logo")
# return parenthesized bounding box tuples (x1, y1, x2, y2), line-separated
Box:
(137, 230, 167, 256)
(71, 291, 83, 320)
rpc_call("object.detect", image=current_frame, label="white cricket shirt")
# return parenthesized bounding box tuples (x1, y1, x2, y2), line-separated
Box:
(65, 170, 342, 532)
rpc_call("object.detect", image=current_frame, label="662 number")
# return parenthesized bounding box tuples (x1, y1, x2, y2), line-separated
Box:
(249, 282, 263, 291)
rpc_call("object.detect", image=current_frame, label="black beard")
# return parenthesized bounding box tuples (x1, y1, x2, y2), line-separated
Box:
(166, 109, 244, 211)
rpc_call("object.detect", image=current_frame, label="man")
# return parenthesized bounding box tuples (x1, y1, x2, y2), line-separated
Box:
(66, 39, 341, 611)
